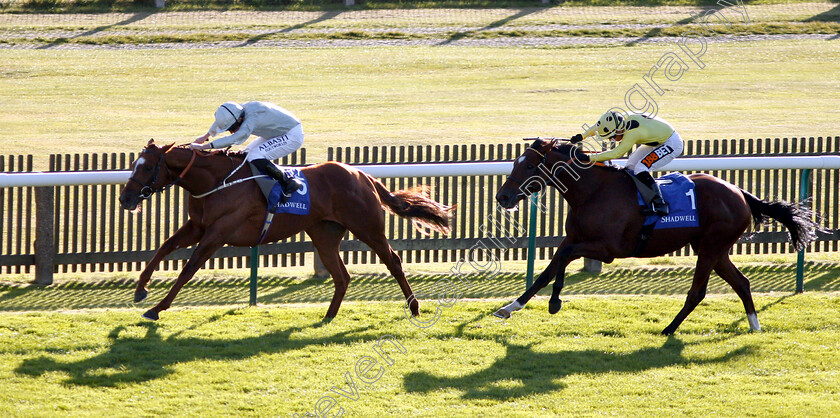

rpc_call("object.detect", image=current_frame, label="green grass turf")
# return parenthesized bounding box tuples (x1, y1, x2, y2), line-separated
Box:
(3, 21, 837, 46)
(1, 6, 837, 413)
(2, 38, 839, 169)
(3, 0, 831, 13)
(1, 291, 838, 416)
(2, 258, 838, 310)
(3, 2, 837, 45)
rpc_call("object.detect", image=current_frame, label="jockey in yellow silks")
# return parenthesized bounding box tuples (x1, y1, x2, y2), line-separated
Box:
(570, 111, 684, 216)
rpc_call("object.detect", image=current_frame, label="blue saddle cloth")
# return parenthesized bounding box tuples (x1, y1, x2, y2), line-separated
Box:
(637, 172, 699, 230)
(265, 168, 311, 215)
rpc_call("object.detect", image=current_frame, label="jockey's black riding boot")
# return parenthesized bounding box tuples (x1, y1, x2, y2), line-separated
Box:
(636, 171, 670, 216)
(252, 158, 303, 200)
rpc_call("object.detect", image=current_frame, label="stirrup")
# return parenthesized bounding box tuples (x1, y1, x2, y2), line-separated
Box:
(643, 202, 669, 216)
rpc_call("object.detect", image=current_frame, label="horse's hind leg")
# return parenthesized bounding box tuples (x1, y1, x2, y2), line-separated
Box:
(307, 221, 352, 319)
(662, 252, 719, 335)
(350, 228, 418, 317)
(135, 221, 202, 303)
(714, 255, 761, 331)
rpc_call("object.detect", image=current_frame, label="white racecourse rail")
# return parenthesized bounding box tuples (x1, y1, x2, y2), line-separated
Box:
(1, 156, 840, 187)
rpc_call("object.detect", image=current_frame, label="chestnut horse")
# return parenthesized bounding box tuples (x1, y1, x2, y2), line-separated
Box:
(493, 138, 819, 335)
(119, 140, 453, 321)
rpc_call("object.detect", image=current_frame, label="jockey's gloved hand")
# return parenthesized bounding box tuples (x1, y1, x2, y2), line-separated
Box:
(570, 134, 584, 144)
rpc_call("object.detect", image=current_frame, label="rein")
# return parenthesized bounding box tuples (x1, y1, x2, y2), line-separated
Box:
(131, 146, 268, 199)
(191, 158, 267, 199)
(528, 142, 608, 172)
(506, 142, 608, 192)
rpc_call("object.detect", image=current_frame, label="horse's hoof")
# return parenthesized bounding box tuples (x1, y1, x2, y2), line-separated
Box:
(404, 296, 420, 317)
(548, 299, 562, 314)
(134, 289, 148, 303)
(493, 308, 511, 319)
(141, 310, 159, 321)
(661, 327, 675, 336)
(407, 302, 420, 317)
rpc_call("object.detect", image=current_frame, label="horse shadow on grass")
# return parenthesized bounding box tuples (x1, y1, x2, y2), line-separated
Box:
(15, 312, 375, 387)
(404, 334, 754, 400)
(405, 304, 760, 401)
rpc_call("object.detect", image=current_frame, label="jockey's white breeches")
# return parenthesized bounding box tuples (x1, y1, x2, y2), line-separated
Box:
(244, 124, 304, 162)
(625, 131, 684, 174)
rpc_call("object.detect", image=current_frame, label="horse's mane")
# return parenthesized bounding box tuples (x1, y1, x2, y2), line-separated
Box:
(155, 144, 247, 163)
(220, 149, 247, 159)
(551, 143, 622, 173)
(192, 147, 246, 160)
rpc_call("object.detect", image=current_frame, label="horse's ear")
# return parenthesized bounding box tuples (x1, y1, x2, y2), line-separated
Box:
(523, 137, 546, 149)
(147, 138, 155, 146)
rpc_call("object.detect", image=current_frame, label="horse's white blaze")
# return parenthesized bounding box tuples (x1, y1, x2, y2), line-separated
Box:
(747, 313, 761, 331)
(132, 157, 147, 177)
(516, 156, 526, 165)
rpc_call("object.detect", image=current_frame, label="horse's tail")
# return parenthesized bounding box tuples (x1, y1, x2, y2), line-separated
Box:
(369, 176, 454, 236)
(740, 189, 820, 250)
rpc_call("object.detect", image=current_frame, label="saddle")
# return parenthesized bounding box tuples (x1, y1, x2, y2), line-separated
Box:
(248, 162, 310, 215)
(622, 170, 700, 256)
(625, 170, 661, 210)
(248, 162, 311, 245)
(249, 162, 278, 201)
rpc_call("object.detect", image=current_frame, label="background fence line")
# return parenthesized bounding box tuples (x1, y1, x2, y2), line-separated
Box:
(1, 136, 838, 278)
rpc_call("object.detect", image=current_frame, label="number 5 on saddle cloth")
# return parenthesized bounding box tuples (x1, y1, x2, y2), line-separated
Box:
(249, 163, 311, 244)
(249, 163, 311, 215)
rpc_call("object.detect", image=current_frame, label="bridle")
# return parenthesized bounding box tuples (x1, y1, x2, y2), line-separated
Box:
(505, 139, 596, 190)
(128, 146, 197, 200)
(525, 146, 550, 165)
(503, 140, 557, 189)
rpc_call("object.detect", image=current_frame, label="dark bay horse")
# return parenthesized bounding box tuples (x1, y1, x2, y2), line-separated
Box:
(119, 140, 453, 321)
(493, 138, 819, 335)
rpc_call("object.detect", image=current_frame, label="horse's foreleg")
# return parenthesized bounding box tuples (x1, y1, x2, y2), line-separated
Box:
(493, 241, 575, 319)
(142, 234, 223, 321)
(714, 256, 761, 332)
(661, 253, 718, 335)
(135, 221, 203, 303)
(546, 242, 608, 314)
